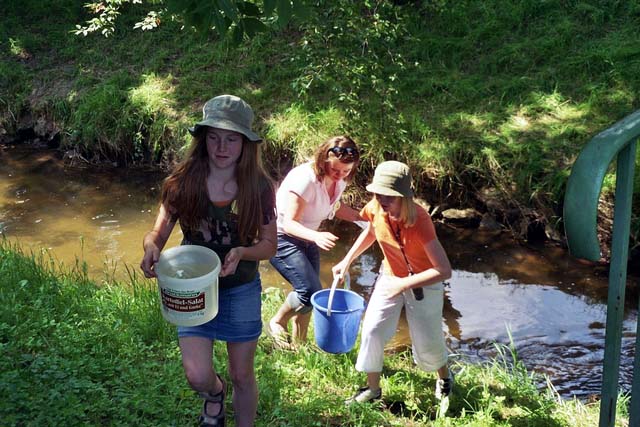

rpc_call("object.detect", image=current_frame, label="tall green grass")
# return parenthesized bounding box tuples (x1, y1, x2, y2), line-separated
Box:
(0, 240, 630, 426)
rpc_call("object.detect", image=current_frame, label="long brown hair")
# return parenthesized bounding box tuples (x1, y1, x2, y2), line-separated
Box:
(312, 135, 360, 182)
(161, 128, 274, 244)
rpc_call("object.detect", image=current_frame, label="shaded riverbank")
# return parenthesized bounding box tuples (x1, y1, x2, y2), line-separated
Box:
(3, 0, 640, 262)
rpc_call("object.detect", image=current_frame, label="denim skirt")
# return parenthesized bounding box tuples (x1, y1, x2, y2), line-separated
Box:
(177, 274, 262, 343)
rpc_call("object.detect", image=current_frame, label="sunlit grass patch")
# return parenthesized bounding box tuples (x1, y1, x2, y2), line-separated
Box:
(265, 103, 348, 162)
(0, 239, 191, 425)
(128, 73, 182, 153)
(552, 393, 630, 427)
(129, 73, 176, 116)
(8, 37, 30, 60)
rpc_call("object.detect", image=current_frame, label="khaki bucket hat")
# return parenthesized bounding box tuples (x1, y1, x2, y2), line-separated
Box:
(366, 161, 414, 197)
(189, 95, 262, 143)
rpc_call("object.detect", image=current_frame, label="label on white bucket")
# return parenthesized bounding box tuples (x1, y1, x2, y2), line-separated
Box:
(156, 245, 220, 326)
(161, 288, 206, 312)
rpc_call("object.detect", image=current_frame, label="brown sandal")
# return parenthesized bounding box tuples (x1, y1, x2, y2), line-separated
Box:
(199, 374, 226, 427)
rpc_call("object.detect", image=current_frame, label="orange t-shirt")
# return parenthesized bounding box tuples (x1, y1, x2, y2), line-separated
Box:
(360, 200, 437, 277)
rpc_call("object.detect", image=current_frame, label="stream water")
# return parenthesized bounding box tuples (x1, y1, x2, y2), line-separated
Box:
(1, 144, 637, 400)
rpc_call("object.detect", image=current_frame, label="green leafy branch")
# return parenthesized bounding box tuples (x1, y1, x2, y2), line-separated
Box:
(74, 0, 310, 40)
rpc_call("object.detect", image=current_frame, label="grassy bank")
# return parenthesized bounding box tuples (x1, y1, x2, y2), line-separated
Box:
(1, 0, 639, 243)
(0, 240, 630, 426)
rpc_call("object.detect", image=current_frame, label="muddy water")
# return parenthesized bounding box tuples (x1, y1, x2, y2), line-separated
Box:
(1, 144, 637, 400)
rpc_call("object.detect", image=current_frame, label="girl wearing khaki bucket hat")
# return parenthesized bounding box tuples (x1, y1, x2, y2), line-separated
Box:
(141, 95, 276, 427)
(333, 160, 455, 405)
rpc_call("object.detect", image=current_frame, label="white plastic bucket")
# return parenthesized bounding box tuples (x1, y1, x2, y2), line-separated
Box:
(155, 245, 221, 327)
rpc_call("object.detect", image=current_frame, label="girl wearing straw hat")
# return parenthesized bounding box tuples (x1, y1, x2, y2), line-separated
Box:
(332, 160, 454, 404)
(141, 95, 276, 427)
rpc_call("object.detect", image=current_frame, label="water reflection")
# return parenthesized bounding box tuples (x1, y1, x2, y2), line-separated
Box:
(1, 145, 637, 400)
(444, 270, 636, 398)
(0, 146, 183, 274)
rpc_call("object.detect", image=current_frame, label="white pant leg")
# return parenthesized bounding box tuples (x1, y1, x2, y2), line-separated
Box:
(404, 283, 448, 371)
(355, 275, 404, 373)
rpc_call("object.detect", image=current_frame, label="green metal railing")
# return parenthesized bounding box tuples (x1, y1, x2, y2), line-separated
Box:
(564, 110, 639, 427)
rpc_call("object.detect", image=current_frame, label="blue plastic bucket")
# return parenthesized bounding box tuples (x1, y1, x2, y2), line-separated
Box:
(311, 289, 365, 354)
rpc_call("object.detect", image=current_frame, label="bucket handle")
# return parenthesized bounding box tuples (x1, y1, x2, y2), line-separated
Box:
(326, 273, 350, 317)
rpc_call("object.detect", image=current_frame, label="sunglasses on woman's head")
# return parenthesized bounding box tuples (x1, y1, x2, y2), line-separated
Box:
(327, 146, 358, 160)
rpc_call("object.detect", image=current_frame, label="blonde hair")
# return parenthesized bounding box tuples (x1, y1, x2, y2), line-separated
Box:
(401, 197, 418, 227)
(372, 195, 417, 227)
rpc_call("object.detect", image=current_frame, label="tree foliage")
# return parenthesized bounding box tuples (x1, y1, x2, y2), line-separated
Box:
(74, 0, 310, 40)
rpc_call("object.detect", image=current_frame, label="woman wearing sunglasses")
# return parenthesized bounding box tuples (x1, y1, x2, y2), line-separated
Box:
(332, 161, 454, 404)
(268, 136, 362, 347)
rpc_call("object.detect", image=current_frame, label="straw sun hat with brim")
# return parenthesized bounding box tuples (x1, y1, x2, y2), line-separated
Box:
(188, 94, 262, 143)
(366, 160, 414, 198)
